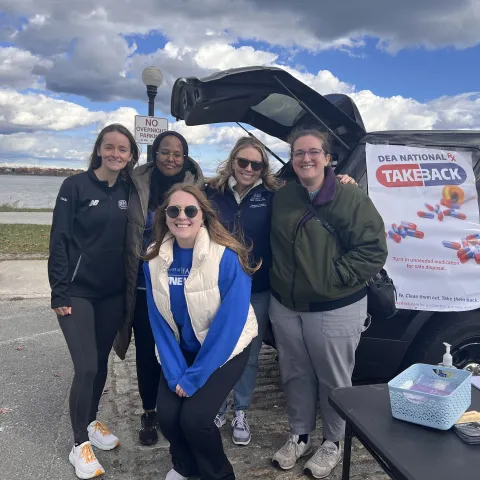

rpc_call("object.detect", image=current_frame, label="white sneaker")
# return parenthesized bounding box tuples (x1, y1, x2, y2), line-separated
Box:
(88, 420, 120, 451)
(68, 441, 105, 479)
(214, 413, 226, 428)
(272, 434, 312, 470)
(304, 440, 342, 478)
(165, 469, 200, 480)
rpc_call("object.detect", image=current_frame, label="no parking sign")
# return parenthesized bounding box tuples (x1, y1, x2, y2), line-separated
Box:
(134, 116, 168, 145)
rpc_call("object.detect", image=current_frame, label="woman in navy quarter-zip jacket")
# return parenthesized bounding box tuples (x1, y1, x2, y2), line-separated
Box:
(205, 136, 283, 446)
(48, 124, 139, 480)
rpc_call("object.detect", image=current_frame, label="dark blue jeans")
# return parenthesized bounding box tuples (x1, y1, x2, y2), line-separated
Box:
(218, 291, 270, 414)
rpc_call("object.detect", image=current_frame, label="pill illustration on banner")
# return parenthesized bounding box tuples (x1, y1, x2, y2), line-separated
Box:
(451, 211, 467, 220)
(392, 223, 399, 234)
(461, 238, 469, 247)
(388, 231, 402, 243)
(398, 226, 407, 238)
(438, 212, 444, 221)
(417, 211, 435, 219)
(401, 221, 417, 230)
(466, 234, 480, 240)
(442, 241, 461, 250)
(406, 229, 425, 239)
(461, 250, 475, 260)
(457, 248, 471, 258)
(425, 203, 435, 212)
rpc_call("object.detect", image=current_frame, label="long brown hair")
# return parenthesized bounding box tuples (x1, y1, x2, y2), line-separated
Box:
(144, 184, 261, 276)
(208, 136, 283, 192)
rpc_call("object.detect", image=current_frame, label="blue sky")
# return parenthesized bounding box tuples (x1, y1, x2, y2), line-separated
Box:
(0, 0, 479, 174)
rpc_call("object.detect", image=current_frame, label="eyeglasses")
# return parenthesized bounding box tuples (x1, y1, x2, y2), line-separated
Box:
(235, 157, 264, 172)
(292, 149, 328, 161)
(165, 205, 199, 219)
(157, 150, 185, 160)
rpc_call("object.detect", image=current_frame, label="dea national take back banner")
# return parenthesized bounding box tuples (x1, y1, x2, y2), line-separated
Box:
(366, 144, 480, 312)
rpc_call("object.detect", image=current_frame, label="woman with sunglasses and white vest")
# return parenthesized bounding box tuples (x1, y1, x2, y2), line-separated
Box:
(113, 131, 204, 446)
(143, 183, 258, 480)
(269, 127, 388, 478)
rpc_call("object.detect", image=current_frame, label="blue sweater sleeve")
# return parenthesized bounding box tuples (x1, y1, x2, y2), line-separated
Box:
(144, 263, 188, 391)
(178, 249, 253, 396)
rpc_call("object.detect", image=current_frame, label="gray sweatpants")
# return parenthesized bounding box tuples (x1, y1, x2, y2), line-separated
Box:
(269, 295, 368, 442)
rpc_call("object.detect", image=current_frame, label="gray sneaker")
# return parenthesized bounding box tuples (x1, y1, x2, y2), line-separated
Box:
(272, 434, 312, 470)
(232, 410, 251, 445)
(214, 413, 226, 428)
(303, 441, 342, 478)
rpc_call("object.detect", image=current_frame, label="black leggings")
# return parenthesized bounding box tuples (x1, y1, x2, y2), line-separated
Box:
(58, 295, 124, 444)
(132, 289, 161, 411)
(157, 345, 251, 480)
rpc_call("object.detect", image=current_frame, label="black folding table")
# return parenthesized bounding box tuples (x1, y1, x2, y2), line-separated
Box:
(329, 384, 480, 480)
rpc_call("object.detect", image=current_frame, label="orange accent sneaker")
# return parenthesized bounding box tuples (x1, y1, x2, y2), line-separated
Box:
(69, 441, 105, 479)
(88, 420, 120, 451)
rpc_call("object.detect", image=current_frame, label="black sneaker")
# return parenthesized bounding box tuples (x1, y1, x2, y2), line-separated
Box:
(139, 412, 158, 446)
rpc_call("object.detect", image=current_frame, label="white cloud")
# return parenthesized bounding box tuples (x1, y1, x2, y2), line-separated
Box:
(0, 47, 51, 89)
(1, 0, 479, 170)
(0, 131, 92, 167)
(195, 44, 278, 70)
(170, 121, 214, 145)
(2, 0, 479, 59)
(353, 91, 480, 132)
(0, 89, 138, 133)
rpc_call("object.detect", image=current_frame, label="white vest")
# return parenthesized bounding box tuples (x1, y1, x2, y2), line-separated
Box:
(147, 227, 257, 363)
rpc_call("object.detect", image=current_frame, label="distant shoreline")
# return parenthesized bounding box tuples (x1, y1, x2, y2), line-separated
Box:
(0, 167, 84, 177)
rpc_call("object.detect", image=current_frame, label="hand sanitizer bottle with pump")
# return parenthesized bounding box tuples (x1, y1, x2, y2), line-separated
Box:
(437, 342, 456, 377)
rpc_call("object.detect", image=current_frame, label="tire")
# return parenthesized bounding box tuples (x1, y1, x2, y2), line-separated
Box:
(401, 310, 480, 372)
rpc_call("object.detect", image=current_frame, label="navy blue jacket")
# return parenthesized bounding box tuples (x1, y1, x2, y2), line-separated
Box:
(206, 183, 273, 294)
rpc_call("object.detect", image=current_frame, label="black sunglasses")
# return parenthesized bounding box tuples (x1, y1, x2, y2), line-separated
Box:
(165, 205, 199, 219)
(235, 157, 264, 171)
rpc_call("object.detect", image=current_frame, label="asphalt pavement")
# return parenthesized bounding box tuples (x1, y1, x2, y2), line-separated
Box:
(0, 260, 387, 479)
(0, 212, 53, 225)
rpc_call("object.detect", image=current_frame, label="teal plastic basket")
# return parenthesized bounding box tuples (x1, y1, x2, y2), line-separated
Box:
(388, 363, 471, 430)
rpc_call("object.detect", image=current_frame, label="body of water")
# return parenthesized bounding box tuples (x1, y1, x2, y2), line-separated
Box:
(0, 175, 65, 209)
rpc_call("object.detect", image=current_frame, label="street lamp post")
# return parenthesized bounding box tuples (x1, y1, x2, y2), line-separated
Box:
(141, 66, 163, 161)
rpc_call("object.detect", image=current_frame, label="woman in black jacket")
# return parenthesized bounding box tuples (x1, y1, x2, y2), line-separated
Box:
(48, 124, 139, 479)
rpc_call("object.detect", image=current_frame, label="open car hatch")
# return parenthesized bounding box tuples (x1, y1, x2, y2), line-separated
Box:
(171, 66, 366, 151)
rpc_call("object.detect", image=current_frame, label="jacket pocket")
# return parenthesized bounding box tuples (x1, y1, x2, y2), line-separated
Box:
(321, 299, 367, 337)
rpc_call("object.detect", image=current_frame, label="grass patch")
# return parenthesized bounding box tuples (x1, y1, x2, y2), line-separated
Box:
(0, 224, 50, 255)
(0, 201, 53, 212)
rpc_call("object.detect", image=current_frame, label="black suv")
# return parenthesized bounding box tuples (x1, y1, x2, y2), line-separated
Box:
(170, 66, 480, 381)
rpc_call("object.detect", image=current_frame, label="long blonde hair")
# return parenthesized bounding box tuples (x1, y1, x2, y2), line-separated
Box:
(208, 136, 284, 193)
(144, 184, 261, 276)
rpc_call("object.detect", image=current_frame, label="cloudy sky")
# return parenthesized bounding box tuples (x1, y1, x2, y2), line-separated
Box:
(1, 0, 479, 174)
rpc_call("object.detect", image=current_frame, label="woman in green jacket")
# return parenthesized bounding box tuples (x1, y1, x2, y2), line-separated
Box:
(269, 127, 387, 478)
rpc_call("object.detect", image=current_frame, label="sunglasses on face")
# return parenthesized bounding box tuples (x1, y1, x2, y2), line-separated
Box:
(235, 157, 264, 171)
(165, 205, 199, 219)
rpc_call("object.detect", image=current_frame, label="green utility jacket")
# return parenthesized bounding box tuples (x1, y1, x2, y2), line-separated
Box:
(270, 168, 388, 312)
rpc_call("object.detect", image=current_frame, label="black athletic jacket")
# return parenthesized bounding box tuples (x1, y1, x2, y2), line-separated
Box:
(48, 170, 129, 308)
